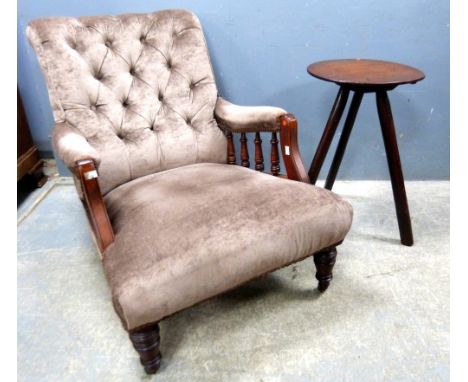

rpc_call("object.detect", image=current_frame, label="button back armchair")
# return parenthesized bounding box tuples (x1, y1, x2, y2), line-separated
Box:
(27, 9, 353, 374)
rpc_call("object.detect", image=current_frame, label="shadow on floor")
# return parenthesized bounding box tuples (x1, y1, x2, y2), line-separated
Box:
(17, 175, 41, 207)
(160, 273, 323, 364)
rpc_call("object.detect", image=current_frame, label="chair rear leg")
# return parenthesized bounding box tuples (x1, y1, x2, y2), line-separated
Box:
(314, 247, 337, 292)
(129, 323, 162, 374)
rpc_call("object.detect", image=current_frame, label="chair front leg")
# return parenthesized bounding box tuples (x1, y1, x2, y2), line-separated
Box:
(313, 246, 337, 292)
(129, 323, 162, 374)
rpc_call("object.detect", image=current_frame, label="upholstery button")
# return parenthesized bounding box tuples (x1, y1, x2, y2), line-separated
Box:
(139, 35, 146, 42)
(166, 59, 172, 69)
(129, 67, 136, 76)
(117, 132, 125, 139)
(90, 105, 97, 111)
(158, 93, 164, 101)
(122, 100, 129, 107)
(104, 39, 112, 47)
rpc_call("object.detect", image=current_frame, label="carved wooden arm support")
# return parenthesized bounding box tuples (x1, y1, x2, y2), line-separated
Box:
(76, 159, 114, 253)
(278, 114, 309, 183)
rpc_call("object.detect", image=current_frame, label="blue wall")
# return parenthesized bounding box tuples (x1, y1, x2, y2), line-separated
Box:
(18, 0, 449, 179)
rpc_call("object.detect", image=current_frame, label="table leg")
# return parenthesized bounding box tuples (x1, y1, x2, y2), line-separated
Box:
(324, 91, 364, 190)
(308, 87, 350, 184)
(376, 91, 414, 246)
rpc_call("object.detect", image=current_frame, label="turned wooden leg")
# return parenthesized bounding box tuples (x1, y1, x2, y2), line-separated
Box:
(129, 323, 162, 375)
(376, 91, 414, 246)
(314, 247, 337, 292)
(308, 87, 350, 184)
(324, 91, 364, 190)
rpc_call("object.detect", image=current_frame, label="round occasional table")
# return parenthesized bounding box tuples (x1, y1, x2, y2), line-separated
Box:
(307, 59, 425, 246)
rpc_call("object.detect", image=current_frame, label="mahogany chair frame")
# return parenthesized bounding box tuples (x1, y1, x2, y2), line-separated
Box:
(76, 113, 340, 374)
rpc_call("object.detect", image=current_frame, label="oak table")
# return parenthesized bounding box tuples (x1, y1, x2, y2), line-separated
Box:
(307, 59, 425, 246)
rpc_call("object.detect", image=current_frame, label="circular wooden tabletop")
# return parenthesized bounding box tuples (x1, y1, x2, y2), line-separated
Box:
(307, 59, 425, 89)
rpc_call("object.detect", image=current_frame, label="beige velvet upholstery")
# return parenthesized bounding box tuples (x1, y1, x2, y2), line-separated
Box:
(215, 97, 287, 133)
(27, 10, 227, 194)
(53, 121, 101, 170)
(103, 163, 353, 330)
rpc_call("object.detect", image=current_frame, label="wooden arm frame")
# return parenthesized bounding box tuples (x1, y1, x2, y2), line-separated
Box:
(278, 113, 310, 183)
(76, 159, 114, 253)
(224, 112, 310, 183)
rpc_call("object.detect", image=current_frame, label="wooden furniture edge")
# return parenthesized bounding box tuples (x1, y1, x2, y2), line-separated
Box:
(76, 159, 115, 252)
(278, 113, 310, 183)
(17, 146, 42, 180)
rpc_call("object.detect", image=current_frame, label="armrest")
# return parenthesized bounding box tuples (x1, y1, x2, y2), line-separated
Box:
(76, 159, 114, 253)
(53, 122, 101, 171)
(214, 97, 308, 183)
(215, 97, 287, 133)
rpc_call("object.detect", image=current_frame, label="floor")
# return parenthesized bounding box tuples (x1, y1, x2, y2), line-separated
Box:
(18, 177, 449, 382)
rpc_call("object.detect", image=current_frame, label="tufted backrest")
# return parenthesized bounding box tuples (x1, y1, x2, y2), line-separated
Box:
(27, 9, 227, 194)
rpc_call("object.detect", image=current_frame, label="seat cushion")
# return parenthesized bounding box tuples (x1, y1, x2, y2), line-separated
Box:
(102, 163, 353, 330)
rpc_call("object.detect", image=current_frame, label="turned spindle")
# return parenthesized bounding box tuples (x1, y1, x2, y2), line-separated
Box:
(240, 132, 250, 167)
(254, 132, 264, 171)
(270, 131, 280, 176)
(226, 131, 236, 165)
